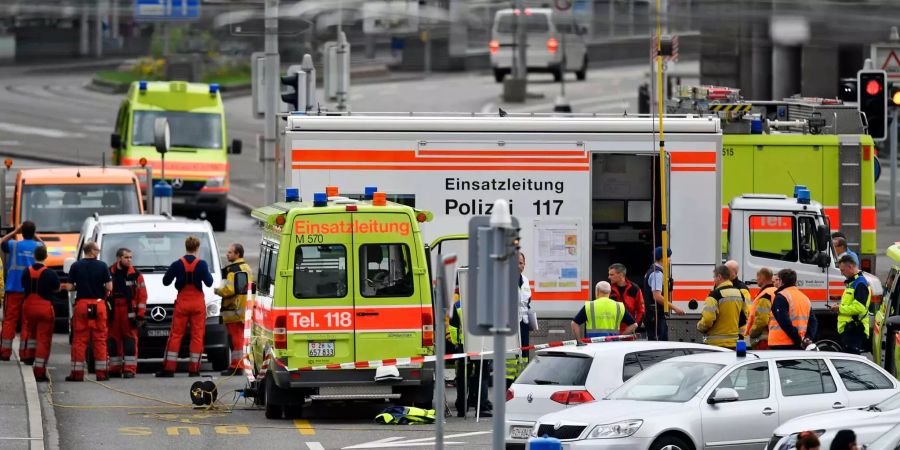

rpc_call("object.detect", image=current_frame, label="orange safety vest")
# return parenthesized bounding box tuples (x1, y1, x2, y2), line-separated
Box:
(745, 286, 776, 338)
(767, 286, 811, 347)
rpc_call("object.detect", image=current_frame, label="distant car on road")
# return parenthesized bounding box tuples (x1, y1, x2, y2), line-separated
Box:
(490, 7, 588, 83)
(506, 341, 727, 449)
(528, 350, 899, 450)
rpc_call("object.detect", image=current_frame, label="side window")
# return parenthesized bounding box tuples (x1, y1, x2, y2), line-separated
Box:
(714, 362, 770, 401)
(622, 349, 687, 381)
(831, 359, 894, 391)
(797, 216, 820, 265)
(256, 242, 278, 297)
(776, 359, 837, 397)
(359, 243, 414, 298)
(622, 353, 641, 381)
(749, 215, 797, 262)
(294, 245, 347, 298)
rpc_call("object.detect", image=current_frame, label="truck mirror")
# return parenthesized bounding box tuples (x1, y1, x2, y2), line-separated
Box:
(110, 133, 121, 149)
(153, 118, 170, 154)
(815, 251, 831, 269)
(229, 139, 242, 155)
(817, 225, 830, 252)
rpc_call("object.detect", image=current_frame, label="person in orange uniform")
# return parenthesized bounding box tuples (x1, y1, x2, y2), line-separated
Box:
(66, 241, 112, 381)
(745, 267, 776, 349)
(1, 221, 42, 360)
(768, 269, 817, 350)
(107, 248, 147, 378)
(156, 236, 213, 377)
(608, 263, 644, 334)
(21, 245, 59, 381)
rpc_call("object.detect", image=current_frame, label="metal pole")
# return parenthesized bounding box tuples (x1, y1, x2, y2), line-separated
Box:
(492, 334, 505, 450)
(424, 26, 431, 74)
(94, 0, 104, 57)
(263, 0, 280, 205)
(433, 254, 456, 450)
(891, 108, 898, 225)
(514, 0, 527, 80)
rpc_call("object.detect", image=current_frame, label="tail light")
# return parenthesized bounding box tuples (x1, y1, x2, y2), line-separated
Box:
(422, 311, 434, 347)
(506, 388, 514, 402)
(547, 37, 559, 53)
(550, 390, 595, 405)
(274, 315, 287, 350)
(489, 40, 500, 54)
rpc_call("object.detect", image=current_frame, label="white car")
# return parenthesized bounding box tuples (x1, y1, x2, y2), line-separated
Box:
(506, 341, 727, 449)
(768, 391, 900, 450)
(528, 351, 899, 450)
(863, 423, 900, 450)
(489, 7, 588, 83)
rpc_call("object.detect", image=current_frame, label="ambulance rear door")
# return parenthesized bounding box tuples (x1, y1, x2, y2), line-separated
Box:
(289, 212, 356, 367)
(352, 210, 425, 362)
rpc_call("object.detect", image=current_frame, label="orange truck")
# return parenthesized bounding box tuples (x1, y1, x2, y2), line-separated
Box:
(1, 161, 146, 330)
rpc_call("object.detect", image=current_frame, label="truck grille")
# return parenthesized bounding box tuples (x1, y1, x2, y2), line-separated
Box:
(535, 424, 586, 440)
(147, 305, 175, 323)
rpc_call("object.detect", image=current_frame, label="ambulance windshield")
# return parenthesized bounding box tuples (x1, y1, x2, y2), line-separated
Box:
(21, 183, 141, 233)
(99, 232, 214, 271)
(132, 110, 223, 149)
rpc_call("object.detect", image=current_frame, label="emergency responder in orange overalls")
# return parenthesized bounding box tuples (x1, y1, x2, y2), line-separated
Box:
(107, 248, 147, 378)
(66, 241, 112, 381)
(22, 245, 59, 381)
(1, 221, 42, 361)
(214, 243, 251, 376)
(156, 236, 213, 377)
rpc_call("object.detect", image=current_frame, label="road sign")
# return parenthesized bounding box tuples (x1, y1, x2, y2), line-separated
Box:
(134, 0, 200, 22)
(872, 43, 900, 80)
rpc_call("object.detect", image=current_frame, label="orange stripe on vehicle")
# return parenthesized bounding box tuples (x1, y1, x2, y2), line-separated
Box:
(531, 289, 591, 301)
(122, 158, 228, 172)
(418, 149, 586, 157)
(672, 289, 710, 301)
(669, 152, 717, 165)
(674, 281, 713, 287)
(528, 280, 590, 286)
(293, 164, 589, 172)
(292, 149, 589, 164)
(671, 166, 716, 172)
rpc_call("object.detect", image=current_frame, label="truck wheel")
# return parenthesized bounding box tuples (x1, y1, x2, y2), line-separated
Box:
(284, 402, 305, 419)
(264, 373, 284, 419)
(208, 208, 227, 232)
(493, 68, 506, 83)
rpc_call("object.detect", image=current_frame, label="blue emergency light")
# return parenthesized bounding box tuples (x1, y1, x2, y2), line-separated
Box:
(139, 80, 148, 93)
(364, 186, 378, 200)
(285, 188, 300, 202)
(736, 340, 747, 357)
(209, 83, 220, 95)
(797, 189, 811, 205)
(313, 192, 327, 207)
(793, 185, 807, 198)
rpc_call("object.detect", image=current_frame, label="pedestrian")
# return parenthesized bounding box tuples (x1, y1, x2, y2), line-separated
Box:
(21, 245, 59, 381)
(796, 430, 821, 450)
(215, 243, 252, 376)
(1, 221, 42, 360)
(608, 263, 644, 333)
(769, 269, 818, 350)
(156, 236, 213, 377)
(642, 247, 684, 341)
(510, 252, 533, 384)
(746, 267, 776, 349)
(832, 236, 861, 268)
(830, 430, 858, 450)
(697, 265, 746, 348)
(107, 248, 147, 378)
(448, 298, 492, 418)
(571, 281, 637, 339)
(830, 254, 870, 354)
(65, 241, 112, 381)
(724, 260, 752, 306)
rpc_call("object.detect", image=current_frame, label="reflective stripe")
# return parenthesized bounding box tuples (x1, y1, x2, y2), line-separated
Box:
(705, 334, 739, 340)
(190, 352, 202, 363)
(718, 296, 744, 306)
(755, 307, 771, 314)
(25, 340, 36, 349)
(95, 360, 108, 370)
(127, 312, 136, 318)
(124, 356, 137, 364)
(0, 339, 11, 349)
(71, 362, 85, 370)
(34, 358, 46, 368)
(702, 306, 717, 313)
(8, 241, 22, 270)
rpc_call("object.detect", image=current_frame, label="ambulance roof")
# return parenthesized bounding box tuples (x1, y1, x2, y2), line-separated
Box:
(127, 81, 222, 112)
(252, 196, 432, 227)
(729, 195, 823, 212)
(20, 167, 138, 184)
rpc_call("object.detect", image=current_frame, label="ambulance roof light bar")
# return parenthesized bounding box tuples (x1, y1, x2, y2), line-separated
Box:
(372, 192, 387, 206)
(313, 192, 327, 207)
(364, 186, 378, 200)
(139, 80, 148, 93)
(285, 188, 300, 202)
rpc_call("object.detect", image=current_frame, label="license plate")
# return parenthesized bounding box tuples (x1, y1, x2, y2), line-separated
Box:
(308, 342, 335, 357)
(510, 426, 532, 440)
(147, 329, 169, 337)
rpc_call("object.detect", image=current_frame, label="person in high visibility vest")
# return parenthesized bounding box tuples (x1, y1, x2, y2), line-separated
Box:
(21, 246, 59, 381)
(215, 243, 252, 375)
(769, 268, 818, 350)
(745, 267, 776, 349)
(696, 265, 746, 349)
(448, 299, 492, 418)
(725, 260, 752, 308)
(571, 281, 637, 339)
(156, 236, 213, 377)
(1, 221, 43, 361)
(830, 254, 871, 354)
(107, 248, 147, 378)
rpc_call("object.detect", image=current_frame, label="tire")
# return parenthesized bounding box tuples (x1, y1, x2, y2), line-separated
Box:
(493, 68, 506, 83)
(210, 348, 229, 372)
(575, 58, 587, 81)
(207, 208, 227, 232)
(264, 373, 284, 420)
(650, 435, 693, 450)
(552, 68, 563, 82)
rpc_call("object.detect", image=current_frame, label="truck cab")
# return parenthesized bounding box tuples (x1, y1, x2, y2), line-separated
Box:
(250, 188, 435, 419)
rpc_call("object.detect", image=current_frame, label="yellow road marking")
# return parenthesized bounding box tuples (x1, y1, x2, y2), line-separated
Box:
(294, 419, 315, 435)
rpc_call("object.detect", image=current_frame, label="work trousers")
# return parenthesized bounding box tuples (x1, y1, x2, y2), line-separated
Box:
(107, 298, 139, 375)
(455, 358, 491, 414)
(0, 292, 27, 360)
(162, 288, 205, 373)
(23, 298, 54, 379)
(643, 305, 669, 341)
(70, 299, 109, 380)
(225, 321, 244, 370)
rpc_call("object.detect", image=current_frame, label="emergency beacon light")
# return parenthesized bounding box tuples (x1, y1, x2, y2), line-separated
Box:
(364, 186, 378, 200)
(285, 188, 300, 202)
(313, 192, 327, 207)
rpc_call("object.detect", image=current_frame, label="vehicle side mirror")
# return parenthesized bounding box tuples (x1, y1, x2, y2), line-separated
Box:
(110, 133, 121, 149)
(63, 257, 76, 274)
(229, 138, 242, 155)
(817, 225, 830, 253)
(153, 117, 170, 154)
(707, 387, 739, 404)
(816, 251, 831, 269)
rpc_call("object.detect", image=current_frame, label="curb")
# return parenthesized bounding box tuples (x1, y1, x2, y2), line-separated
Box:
(13, 353, 45, 450)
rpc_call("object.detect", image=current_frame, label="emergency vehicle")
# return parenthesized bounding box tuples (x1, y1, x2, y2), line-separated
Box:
(250, 191, 436, 419)
(109, 80, 242, 231)
(669, 86, 879, 272)
(874, 244, 900, 376)
(281, 113, 881, 346)
(0, 162, 146, 331)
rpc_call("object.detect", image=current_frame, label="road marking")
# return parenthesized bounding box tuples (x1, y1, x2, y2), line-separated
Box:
(0, 140, 21, 146)
(294, 419, 315, 435)
(166, 426, 201, 436)
(0, 122, 86, 139)
(307, 443, 325, 450)
(343, 431, 490, 449)
(480, 101, 497, 114)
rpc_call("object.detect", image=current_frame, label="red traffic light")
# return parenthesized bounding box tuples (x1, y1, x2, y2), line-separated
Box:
(867, 79, 883, 96)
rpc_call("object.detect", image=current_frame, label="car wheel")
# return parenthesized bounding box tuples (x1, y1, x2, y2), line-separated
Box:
(264, 373, 284, 419)
(650, 435, 692, 450)
(576, 57, 587, 81)
(493, 68, 506, 83)
(284, 402, 305, 419)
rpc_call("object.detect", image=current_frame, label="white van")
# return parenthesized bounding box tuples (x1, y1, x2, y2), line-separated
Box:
(489, 7, 588, 83)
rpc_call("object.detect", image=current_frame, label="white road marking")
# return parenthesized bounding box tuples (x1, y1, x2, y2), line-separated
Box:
(0, 140, 21, 146)
(84, 125, 111, 133)
(0, 122, 86, 139)
(480, 102, 497, 114)
(343, 431, 490, 449)
(307, 443, 325, 450)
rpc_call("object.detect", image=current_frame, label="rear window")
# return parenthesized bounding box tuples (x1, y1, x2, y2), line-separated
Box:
(517, 353, 592, 386)
(496, 13, 550, 33)
(294, 245, 347, 298)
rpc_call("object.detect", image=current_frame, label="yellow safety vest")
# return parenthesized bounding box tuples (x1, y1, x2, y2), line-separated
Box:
(584, 297, 623, 336)
(837, 273, 871, 337)
(216, 259, 252, 324)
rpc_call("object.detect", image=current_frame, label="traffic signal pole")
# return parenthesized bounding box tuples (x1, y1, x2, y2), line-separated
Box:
(263, 0, 280, 205)
(891, 108, 897, 225)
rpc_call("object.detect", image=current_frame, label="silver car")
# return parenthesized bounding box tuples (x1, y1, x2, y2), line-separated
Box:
(529, 351, 899, 450)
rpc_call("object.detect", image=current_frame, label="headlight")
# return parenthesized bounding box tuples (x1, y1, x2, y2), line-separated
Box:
(587, 420, 643, 439)
(206, 299, 221, 317)
(206, 177, 225, 188)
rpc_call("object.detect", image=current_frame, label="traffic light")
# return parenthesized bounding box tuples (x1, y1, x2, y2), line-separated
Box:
(280, 71, 301, 112)
(858, 69, 887, 141)
(891, 84, 900, 107)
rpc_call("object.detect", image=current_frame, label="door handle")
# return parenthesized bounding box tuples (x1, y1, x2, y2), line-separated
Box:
(356, 312, 379, 317)
(762, 407, 776, 416)
(833, 402, 845, 409)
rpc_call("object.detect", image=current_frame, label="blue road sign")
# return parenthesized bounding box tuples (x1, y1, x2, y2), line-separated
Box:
(134, 0, 200, 22)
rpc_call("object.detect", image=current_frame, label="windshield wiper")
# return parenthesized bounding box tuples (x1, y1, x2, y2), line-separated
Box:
(532, 379, 560, 385)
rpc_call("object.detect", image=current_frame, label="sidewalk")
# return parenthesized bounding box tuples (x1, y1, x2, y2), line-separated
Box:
(0, 352, 45, 450)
